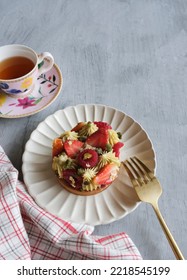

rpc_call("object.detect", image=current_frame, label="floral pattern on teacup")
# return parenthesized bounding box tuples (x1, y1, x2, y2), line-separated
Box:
(21, 77, 33, 89)
(0, 82, 9, 90)
(0, 63, 62, 117)
(0, 82, 23, 94)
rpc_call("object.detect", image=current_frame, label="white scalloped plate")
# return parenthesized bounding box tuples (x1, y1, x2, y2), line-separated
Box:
(22, 104, 156, 225)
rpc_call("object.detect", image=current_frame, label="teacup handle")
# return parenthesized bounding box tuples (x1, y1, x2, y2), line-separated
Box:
(37, 52, 54, 75)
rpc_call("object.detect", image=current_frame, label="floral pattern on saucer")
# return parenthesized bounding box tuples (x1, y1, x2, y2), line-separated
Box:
(0, 62, 62, 118)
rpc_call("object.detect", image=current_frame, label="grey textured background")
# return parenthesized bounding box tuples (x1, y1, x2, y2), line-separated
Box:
(0, 0, 187, 260)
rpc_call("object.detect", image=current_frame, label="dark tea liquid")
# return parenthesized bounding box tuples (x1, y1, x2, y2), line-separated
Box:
(0, 56, 35, 79)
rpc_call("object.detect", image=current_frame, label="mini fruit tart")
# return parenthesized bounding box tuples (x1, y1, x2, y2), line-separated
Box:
(52, 121, 124, 196)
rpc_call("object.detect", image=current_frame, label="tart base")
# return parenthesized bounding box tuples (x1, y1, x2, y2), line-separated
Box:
(57, 177, 111, 196)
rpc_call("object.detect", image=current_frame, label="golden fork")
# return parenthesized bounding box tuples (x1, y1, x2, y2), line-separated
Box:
(122, 157, 185, 260)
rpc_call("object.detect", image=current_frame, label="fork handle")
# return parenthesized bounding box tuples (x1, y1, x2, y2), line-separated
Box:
(151, 202, 185, 260)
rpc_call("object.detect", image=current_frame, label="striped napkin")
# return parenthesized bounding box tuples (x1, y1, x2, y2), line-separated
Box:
(0, 146, 142, 260)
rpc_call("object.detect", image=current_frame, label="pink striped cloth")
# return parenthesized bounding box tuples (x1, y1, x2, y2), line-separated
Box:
(0, 146, 142, 260)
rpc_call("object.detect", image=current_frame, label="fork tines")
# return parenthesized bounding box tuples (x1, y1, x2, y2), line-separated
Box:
(122, 157, 154, 187)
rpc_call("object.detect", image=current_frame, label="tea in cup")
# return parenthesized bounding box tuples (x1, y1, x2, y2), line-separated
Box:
(0, 44, 54, 97)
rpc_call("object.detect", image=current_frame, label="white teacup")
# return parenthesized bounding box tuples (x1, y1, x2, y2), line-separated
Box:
(0, 44, 54, 98)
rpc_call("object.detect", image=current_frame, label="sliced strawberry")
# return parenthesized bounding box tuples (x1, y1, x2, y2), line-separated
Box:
(63, 169, 83, 189)
(77, 149, 99, 168)
(93, 163, 119, 185)
(71, 122, 86, 132)
(113, 142, 124, 157)
(94, 121, 112, 130)
(86, 129, 109, 150)
(64, 140, 84, 158)
(52, 138, 64, 157)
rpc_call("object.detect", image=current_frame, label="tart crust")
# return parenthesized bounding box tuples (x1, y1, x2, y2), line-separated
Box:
(57, 177, 111, 196)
